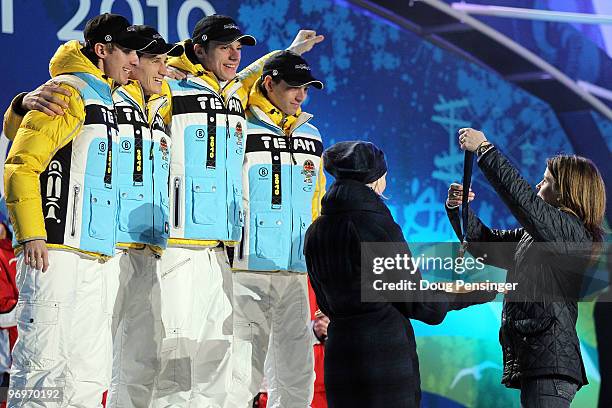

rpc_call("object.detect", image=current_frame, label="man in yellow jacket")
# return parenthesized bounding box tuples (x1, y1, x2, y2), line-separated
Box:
(3, 13, 153, 407)
(2, 23, 183, 408)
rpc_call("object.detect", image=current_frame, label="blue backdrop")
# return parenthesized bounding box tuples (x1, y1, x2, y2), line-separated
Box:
(0, 1, 609, 406)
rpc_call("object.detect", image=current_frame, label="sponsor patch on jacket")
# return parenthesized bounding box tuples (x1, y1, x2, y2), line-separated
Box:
(235, 122, 244, 147)
(302, 159, 315, 184)
(160, 137, 169, 162)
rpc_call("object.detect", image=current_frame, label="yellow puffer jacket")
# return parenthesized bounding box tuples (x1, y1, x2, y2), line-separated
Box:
(3, 41, 113, 252)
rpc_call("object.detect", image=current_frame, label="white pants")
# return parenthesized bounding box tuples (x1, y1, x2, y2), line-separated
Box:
(230, 272, 313, 408)
(9, 250, 116, 408)
(106, 247, 163, 408)
(151, 246, 233, 408)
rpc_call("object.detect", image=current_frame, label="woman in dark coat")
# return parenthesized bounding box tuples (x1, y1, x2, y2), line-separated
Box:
(447, 128, 606, 408)
(304, 141, 494, 408)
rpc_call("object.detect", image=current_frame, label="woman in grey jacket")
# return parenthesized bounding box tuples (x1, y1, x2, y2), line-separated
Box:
(448, 128, 606, 408)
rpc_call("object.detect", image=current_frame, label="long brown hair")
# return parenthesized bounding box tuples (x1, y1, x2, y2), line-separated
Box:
(546, 155, 606, 242)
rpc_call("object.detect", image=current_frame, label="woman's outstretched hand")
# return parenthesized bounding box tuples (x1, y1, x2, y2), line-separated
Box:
(447, 183, 475, 208)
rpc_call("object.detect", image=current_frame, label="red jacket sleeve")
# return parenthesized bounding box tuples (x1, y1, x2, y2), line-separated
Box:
(0, 239, 17, 314)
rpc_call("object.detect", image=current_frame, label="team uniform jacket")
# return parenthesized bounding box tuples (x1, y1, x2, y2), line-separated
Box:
(4, 79, 173, 252)
(233, 84, 325, 273)
(4, 41, 122, 256)
(114, 81, 172, 249)
(165, 41, 273, 247)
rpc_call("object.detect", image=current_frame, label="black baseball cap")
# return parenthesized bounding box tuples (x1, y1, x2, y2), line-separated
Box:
(84, 13, 153, 51)
(191, 15, 256, 46)
(262, 51, 324, 89)
(133, 25, 184, 57)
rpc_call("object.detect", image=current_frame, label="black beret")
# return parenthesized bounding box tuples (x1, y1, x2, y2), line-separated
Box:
(323, 141, 387, 184)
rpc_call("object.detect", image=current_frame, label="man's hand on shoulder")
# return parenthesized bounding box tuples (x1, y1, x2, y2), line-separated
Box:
(21, 80, 71, 117)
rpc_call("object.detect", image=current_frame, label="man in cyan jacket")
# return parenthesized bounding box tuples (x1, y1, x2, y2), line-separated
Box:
(152, 18, 322, 406)
(231, 51, 326, 407)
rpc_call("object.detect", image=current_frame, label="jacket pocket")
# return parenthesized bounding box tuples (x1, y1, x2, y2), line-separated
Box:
(88, 188, 115, 240)
(297, 214, 311, 261)
(118, 187, 149, 233)
(254, 212, 282, 259)
(159, 193, 170, 239)
(191, 178, 217, 225)
(14, 300, 60, 370)
(230, 184, 244, 227)
(172, 177, 181, 229)
(232, 321, 255, 385)
(511, 316, 556, 370)
(511, 317, 555, 336)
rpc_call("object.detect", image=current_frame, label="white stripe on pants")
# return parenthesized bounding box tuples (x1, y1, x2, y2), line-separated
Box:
(106, 247, 163, 408)
(152, 246, 233, 408)
(230, 272, 314, 408)
(9, 250, 116, 408)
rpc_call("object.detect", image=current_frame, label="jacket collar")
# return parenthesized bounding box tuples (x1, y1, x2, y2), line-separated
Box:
(321, 179, 390, 216)
(116, 81, 146, 110)
(50, 41, 120, 102)
(169, 39, 242, 100)
(115, 81, 168, 125)
(248, 79, 312, 135)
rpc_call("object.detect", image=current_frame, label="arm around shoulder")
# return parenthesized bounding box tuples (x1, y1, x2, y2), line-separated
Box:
(4, 85, 84, 243)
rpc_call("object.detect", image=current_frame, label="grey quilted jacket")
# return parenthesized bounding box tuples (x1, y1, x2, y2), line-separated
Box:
(447, 147, 592, 389)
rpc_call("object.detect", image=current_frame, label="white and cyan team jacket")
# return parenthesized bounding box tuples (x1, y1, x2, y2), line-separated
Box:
(114, 82, 172, 249)
(233, 105, 324, 273)
(166, 76, 246, 244)
(5, 72, 120, 255)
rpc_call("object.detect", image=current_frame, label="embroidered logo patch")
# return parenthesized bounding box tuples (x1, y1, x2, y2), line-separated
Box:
(302, 159, 315, 184)
(160, 137, 169, 162)
(235, 122, 243, 147)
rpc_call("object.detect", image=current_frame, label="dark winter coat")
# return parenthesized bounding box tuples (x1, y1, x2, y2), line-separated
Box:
(305, 179, 493, 407)
(447, 147, 592, 389)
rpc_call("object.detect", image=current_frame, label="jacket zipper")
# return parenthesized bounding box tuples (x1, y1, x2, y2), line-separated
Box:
(147, 95, 169, 238)
(173, 177, 181, 228)
(150, 137, 156, 237)
(281, 116, 298, 165)
(70, 185, 80, 237)
(223, 93, 234, 239)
